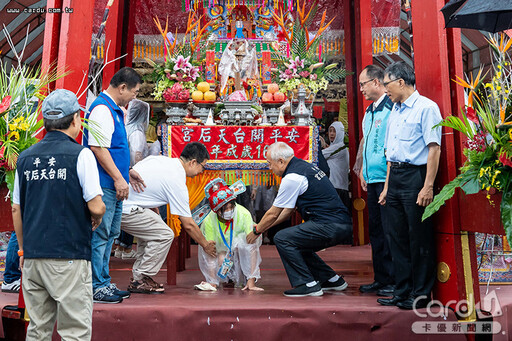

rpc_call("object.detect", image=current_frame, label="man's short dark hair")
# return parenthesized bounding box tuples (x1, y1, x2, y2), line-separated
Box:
(43, 111, 77, 131)
(181, 142, 210, 164)
(385, 61, 416, 87)
(362, 65, 385, 82)
(110, 67, 142, 89)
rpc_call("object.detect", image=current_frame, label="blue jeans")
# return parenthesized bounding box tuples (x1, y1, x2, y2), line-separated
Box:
(91, 188, 122, 290)
(4, 232, 20, 283)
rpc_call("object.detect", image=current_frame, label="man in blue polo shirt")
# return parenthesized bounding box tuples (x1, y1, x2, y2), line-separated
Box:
(377, 61, 442, 310)
(358, 65, 394, 296)
(13, 89, 105, 339)
(83, 67, 144, 303)
(247, 142, 352, 297)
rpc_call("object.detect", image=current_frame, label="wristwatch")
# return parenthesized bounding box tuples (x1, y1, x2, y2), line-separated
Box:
(253, 225, 261, 236)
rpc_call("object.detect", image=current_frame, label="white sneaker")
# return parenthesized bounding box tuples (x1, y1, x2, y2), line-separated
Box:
(114, 250, 123, 258)
(121, 249, 137, 259)
(2, 279, 20, 293)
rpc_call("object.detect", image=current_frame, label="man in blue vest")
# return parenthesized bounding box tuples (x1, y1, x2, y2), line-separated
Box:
(357, 65, 395, 297)
(12, 89, 105, 339)
(247, 142, 352, 297)
(83, 67, 143, 303)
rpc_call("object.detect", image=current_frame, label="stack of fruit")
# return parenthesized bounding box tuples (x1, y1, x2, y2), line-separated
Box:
(261, 83, 286, 103)
(191, 82, 217, 102)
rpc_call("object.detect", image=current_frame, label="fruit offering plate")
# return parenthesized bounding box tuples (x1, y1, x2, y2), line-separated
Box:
(261, 100, 286, 108)
(193, 100, 217, 108)
(165, 99, 189, 107)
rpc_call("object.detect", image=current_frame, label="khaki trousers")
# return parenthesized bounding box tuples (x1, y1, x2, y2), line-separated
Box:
(22, 258, 92, 341)
(121, 207, 174, 281)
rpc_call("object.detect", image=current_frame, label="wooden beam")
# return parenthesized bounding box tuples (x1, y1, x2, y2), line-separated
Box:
(344, 0, 373, 245)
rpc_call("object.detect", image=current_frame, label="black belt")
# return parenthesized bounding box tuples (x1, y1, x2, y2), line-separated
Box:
(390, 162, 424, 169)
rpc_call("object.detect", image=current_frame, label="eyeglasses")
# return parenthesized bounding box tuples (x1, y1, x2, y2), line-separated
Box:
(383, 78, 402, 87)
(197, 160, 206, 171)
(359, 78, 375, 88)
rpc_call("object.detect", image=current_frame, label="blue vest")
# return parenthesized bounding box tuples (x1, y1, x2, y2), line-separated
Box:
(283, 157, 350, 224)
(83, 92, 130, 189)
(17, 131, 92, 260)
(362, 96, 393, 184)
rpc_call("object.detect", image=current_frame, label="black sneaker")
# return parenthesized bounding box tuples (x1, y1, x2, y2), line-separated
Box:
(283, 283, 323, 297)
(321, 276, 348, 291)
(110, 283, 131, 299)
(93, 286, 123, 304)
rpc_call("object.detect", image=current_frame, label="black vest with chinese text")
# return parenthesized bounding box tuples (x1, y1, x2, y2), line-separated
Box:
(282, 157, 350, 224)
(17, 131, 92, 260)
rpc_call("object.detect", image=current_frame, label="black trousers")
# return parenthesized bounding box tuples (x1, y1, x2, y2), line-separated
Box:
(367, 182, 394, 285)
(386, 165, 436, 299)
(274, 220, 352, 288)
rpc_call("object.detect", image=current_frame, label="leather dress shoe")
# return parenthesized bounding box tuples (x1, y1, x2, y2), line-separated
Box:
(376, 285, 395, 297)
(397, 296, 430, 310)
(359, 281, 384, 293)
(377, 296, 405, 306)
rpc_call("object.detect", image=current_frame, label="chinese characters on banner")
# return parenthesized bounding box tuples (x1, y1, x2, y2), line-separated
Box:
(166, 125, 316, 169)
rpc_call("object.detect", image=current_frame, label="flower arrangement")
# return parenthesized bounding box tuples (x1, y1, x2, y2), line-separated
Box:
(271, 0, 346, 96)
(151, 55, 202, 101)
(148, 11, 211, 101)
(423, 34, 512, 243)
(0, 60, 66, 196)
(277, 56, 331, 94)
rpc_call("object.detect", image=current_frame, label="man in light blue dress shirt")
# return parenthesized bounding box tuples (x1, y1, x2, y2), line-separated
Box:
(376, 61, 442, 310)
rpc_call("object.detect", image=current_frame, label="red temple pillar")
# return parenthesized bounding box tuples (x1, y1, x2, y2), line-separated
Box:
(411, 0, 479, 319)
(344, 0, 373, 245)
(54, 0, 94, 103)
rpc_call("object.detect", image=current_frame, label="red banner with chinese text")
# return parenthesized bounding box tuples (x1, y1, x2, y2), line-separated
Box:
(165, 125, 318, 170)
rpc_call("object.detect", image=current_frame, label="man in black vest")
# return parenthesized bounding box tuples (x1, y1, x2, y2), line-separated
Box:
(12, 89, 105, 340)
(247, 142, 352, 297)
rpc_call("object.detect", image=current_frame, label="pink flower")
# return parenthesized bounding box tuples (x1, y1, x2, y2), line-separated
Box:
(289, 56, 305, 70)
(309, 74, 318, 81)
(465, 132, 486, 152)
(299, 71, 310, 78)
(170, 83, 183, 94)
(499, 152, 512, 167)
(0, 96, 11, 114)
(172, 55, 192, 72)
(189, 67, 200, 81)
(466, 107, 478, 124)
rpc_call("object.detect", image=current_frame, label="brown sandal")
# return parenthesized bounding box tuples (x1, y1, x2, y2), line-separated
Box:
(128, 276, 165, 294)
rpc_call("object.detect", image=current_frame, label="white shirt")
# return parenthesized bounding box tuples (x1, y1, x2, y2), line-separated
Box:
(373, 94, 387, 111)
(272, 173, 308, 208)
(13, 148, 103, 204)
(86, 92, 118, 148)
(122, 156, 192, 217)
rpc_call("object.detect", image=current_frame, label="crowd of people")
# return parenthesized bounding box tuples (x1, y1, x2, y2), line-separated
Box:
(9, 60, 442, 339)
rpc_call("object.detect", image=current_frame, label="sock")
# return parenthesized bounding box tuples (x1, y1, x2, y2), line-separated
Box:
(306, 281, 318, 287)
(328, 275, 340, 283)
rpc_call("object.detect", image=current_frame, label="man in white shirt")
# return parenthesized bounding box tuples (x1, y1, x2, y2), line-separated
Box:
(121, 142, 216, 294)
